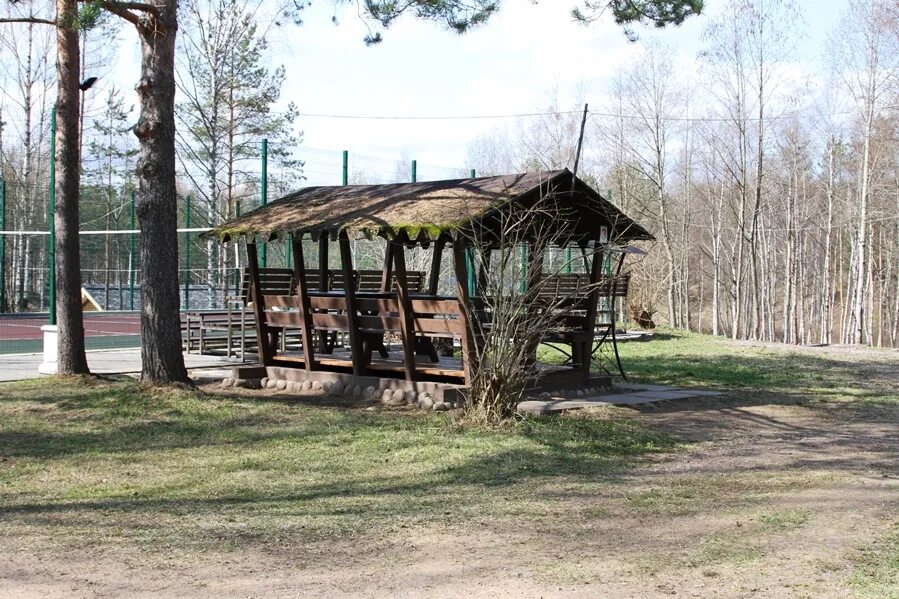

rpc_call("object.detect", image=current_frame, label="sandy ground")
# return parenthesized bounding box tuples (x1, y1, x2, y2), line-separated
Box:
(2, 345, 897, 598)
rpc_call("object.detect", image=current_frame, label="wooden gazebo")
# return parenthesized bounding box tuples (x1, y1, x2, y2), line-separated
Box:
(208, 169, 652, 401)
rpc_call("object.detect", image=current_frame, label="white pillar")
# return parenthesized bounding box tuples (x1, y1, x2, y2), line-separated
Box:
(38, 324, 58, 375)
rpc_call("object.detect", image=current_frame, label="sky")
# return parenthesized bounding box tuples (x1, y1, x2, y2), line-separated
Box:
(106, 0, 850, 186)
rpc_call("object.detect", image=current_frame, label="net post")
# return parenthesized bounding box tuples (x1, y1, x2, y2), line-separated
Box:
(411, 159, 417, 183)
(465, 169, 475, 295)
(129, 190, 136, 311)
(183, 194, 191, 311)
(0, 177, 6, 312)
(341, 150, 348, 186)
(48, 106, 56, 325)
(260, 138, 268, 268)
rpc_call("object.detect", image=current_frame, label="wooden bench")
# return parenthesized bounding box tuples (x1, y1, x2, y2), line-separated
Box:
(537, 272, 632, 376)
(262, 291, 467, 380)
(184, 267, 427, 359)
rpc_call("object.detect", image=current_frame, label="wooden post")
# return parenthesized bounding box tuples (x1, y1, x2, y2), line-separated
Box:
(291, 236, 316, 371)
(428, 237, 446, 296)
(339, 232, 365, 374)
(380, 242, 394, 292)
(452, 237, 477, 385)
(524, 241, 545, 365)
(318, 235, 329, 290)
(246, 242, 273, 365)
(317, 234, 331, 352)
(581, 241, 605, 376)
(392, 238, 418, 381)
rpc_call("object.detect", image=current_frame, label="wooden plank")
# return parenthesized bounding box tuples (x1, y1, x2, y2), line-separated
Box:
(358, 314, 401, 331)
(246, 242, 273, 365)
(392, 239, 418, 382)
(339, 233, 365, 374)
(263, 295, 298, 308)
(310, 312, 350, 330)
(414, 318, 464, 336)
(292, 237, 317, 371)
(409, 298, 462, 314)
(267, 312, 304, 326)
(308, 295, 348, 310)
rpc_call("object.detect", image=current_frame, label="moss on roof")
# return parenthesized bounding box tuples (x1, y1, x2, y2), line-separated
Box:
(206, 169, 653, 244)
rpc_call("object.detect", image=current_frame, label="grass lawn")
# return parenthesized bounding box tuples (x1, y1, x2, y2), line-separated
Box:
(1, 329, 897, 597)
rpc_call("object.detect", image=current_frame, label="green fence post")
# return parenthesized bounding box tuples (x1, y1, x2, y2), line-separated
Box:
(129, 190, 136, 311)
(464, 170, 476, 295)
(411, 159, 417, 183)
(260, 138, 268, 267)
(48, 106, 56, 325)
(183, 194, 191, 310)
(0, 178, 6, 312)
(342, 150, 348, 186)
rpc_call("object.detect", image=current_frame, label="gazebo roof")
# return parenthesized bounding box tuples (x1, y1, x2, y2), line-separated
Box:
(207, 169, 653, 244)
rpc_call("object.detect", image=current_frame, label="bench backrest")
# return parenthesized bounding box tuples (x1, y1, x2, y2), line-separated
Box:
(239, 267, 425, 301)
(238, 267, 295, 304)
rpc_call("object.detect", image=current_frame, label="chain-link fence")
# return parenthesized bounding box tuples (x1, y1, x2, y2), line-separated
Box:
(0, 143, 480, 353)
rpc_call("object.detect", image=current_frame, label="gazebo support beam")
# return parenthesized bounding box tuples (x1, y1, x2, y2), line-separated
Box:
(452, 237, 477, 385)
(428, 237, 446, 296)
(338, 232, 365, 374)
(316, 235, 331, 353)
(291, 235, 317, 371)
(380, 242, 394, 292)
(392, 238, 418, 382)
(581, 241, 605, 376)
(246, 241, 273, 366)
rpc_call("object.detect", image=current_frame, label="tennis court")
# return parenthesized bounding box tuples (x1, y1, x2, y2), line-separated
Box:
(0, 312, 142, 354)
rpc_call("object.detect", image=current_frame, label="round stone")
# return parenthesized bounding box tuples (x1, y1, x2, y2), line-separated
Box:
(260, 377, 269, 388)
(432, 402, 448, 412)
(311, 380, 323, 391)
(275, 380, 288, 391)
(266, 378, 278, 390)
(302, 380, 313, 391)
(385, 389, 402, 405)
(352, 385, 363, 398)
(221, 378, 234, 388)
(363, 386, 377, 399)
(381, 389, 394, 402)
(417, 396, 434, 411)
(539, 392, 551, 399)
(404, 390, 418, 405)
(575, 389, 585, 397)
(322, 381, 334, 394)
(286, 381, 299, 392)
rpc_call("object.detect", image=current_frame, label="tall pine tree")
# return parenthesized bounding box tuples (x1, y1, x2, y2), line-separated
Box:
(176, 0, 302, 305)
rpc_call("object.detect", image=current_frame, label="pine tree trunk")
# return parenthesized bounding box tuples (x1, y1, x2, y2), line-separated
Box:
(133, 2, 188, 383)
(55, 0, 89, 375)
